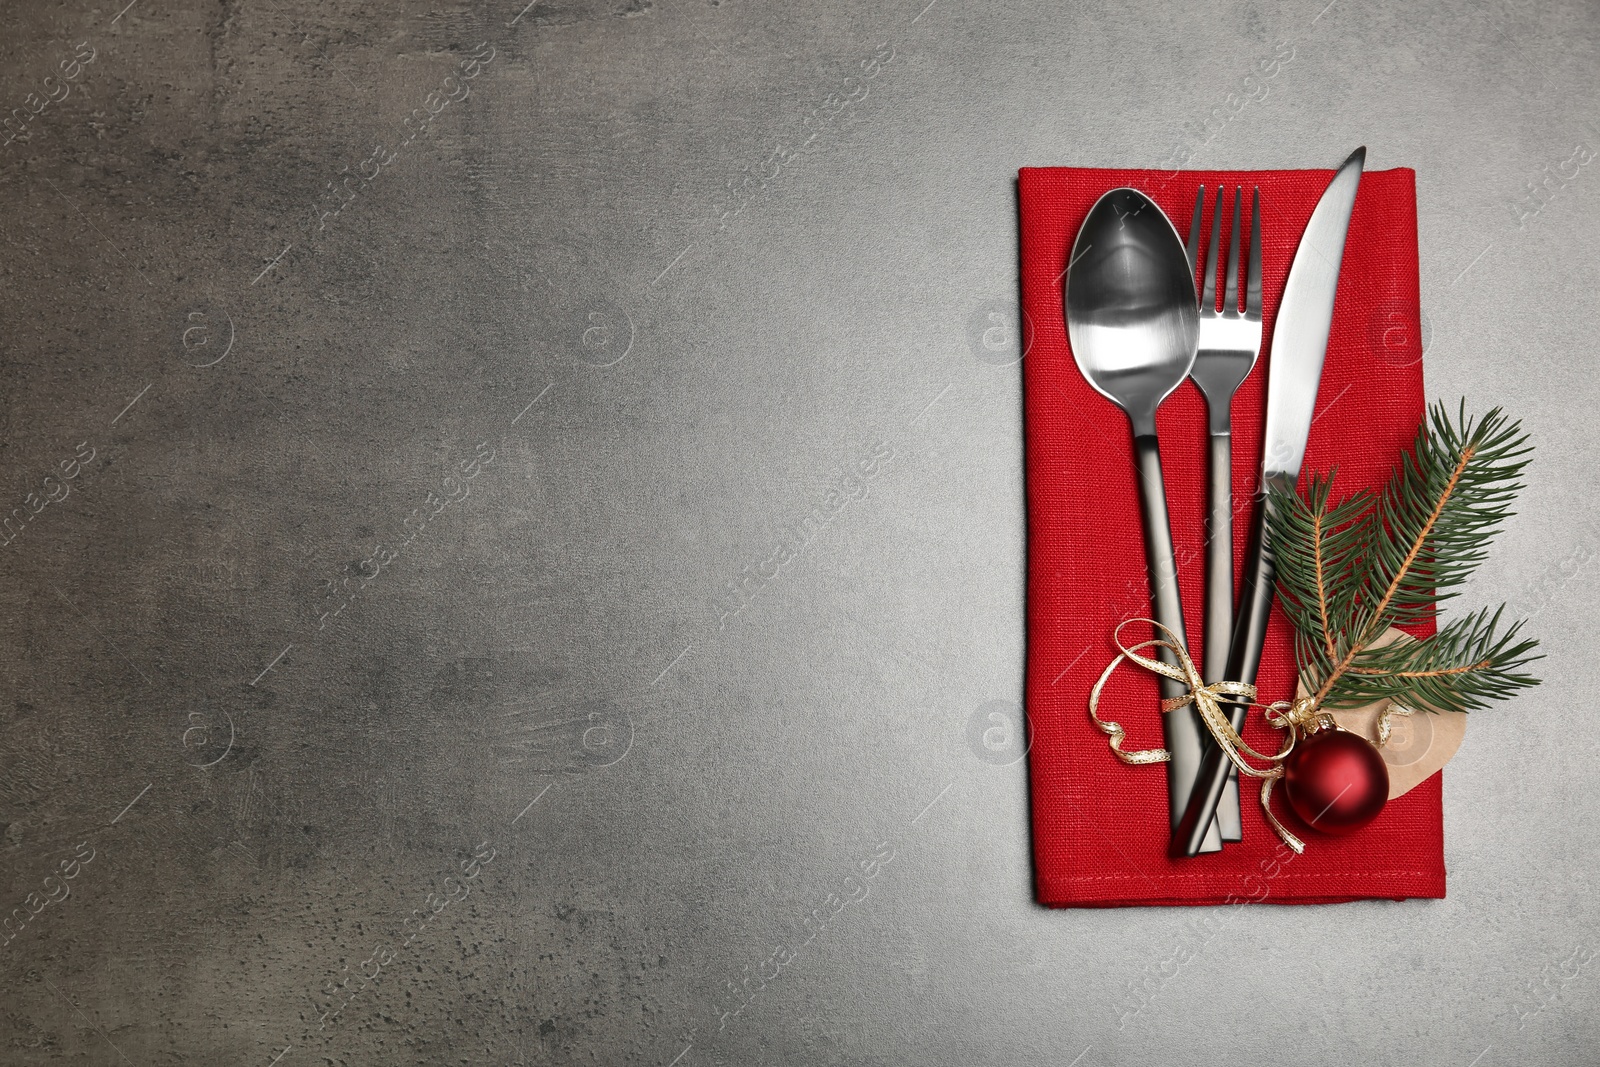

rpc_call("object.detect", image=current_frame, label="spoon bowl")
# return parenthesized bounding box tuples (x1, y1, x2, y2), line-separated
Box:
(1066, 189, 1200, 435)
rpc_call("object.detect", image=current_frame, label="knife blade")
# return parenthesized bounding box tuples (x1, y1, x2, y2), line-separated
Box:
(1172, 146, 1366, 858)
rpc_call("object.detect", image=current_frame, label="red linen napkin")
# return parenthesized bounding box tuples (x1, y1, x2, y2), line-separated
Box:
(1021, 165, 1444, 907)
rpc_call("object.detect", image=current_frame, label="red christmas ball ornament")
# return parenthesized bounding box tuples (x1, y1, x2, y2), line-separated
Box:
(1282, 725, 1389, 835)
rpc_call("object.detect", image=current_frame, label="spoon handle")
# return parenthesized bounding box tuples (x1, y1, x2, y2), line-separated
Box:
(1132, 433, 1222, 853)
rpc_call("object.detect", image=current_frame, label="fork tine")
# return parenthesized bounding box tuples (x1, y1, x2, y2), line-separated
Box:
(1245, 186, 1262, 317)
(1200, 186, 1223, 312)
(1185, 185, 1205, 280)
(1223, 186, 1243, 313)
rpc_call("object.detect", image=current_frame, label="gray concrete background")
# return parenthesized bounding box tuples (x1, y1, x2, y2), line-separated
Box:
(0, 0, 1596, 1063)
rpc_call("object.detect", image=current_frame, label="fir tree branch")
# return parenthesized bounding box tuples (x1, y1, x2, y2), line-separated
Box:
(1321, 608, 1540, 711)
(1312, 506, 1338, 662)
(1267, 475, 1373, 694)
(1348, 661, 1489, 677)
(1265, 402, 1541, 715)
(1311, 436, 1474, 707)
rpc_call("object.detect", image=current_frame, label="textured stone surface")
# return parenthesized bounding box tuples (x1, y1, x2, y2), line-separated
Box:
(0, 0, 1596, 1064)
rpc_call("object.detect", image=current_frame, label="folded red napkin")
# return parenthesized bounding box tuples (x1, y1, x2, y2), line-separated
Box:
(1021, 165, 1444, 907)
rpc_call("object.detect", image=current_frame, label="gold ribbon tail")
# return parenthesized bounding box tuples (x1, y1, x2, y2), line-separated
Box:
(1086, 641, 1172, 766)
(1375, 701, 1415, 747)
(1259, 775, 1305, 855)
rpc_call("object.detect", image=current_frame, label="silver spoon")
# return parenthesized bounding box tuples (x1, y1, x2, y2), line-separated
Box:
(1065, 188, 1221, 854)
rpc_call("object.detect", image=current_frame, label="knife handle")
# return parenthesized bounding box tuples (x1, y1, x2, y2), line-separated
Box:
(1132, 434, 1221, 853)
(1204, 431, 1244, 841)
(1173, 486, 1278, 858)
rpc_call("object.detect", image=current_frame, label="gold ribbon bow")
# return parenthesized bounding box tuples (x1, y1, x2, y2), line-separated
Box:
(1087, 619, 1329, 854)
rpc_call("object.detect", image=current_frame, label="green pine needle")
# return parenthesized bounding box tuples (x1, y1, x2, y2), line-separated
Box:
(1265, 401, 1542, 713)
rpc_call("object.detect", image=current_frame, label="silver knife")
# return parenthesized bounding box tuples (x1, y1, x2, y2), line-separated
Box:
(1172, 146, 1366, 858)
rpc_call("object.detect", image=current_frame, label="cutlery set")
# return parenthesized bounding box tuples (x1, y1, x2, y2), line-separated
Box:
(1065, 148, 1367, 858)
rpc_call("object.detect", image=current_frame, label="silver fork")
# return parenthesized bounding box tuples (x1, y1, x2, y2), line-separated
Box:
(1184, 185, 1262, 842)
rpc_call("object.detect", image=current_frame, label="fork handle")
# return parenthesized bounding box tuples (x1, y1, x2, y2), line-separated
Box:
(1173, 482, 1283, 858)
(1204, 431, 1244, 841)
(1132, 433, 1221, 853)
(1203, 432, 1234, 684)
